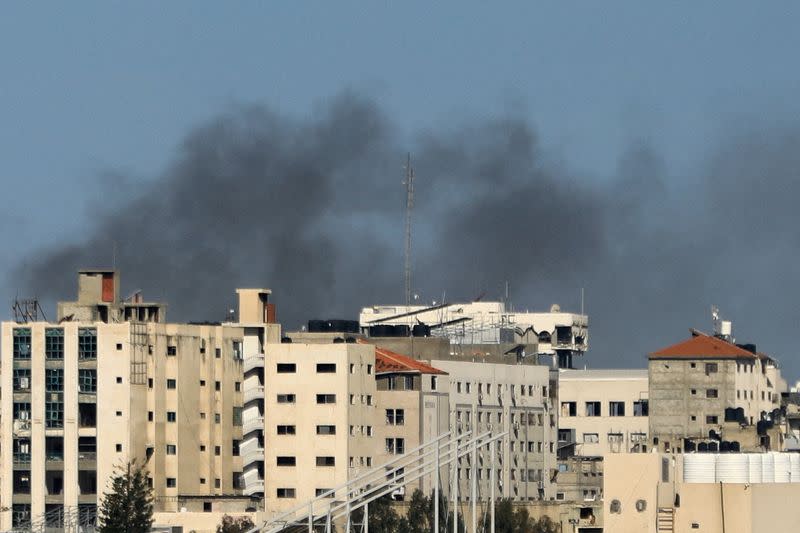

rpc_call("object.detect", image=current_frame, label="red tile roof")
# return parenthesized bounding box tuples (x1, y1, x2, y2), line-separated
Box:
(359, 340, 447, 375)
(649, 331, 757, 360)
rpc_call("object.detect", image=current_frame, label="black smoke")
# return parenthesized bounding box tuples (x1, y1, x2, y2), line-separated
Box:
(11, 95, 800, 378)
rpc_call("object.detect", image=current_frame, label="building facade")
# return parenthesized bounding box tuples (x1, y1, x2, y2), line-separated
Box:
(557, 369, 649, 457)
(430, 359, 558, 502)
(1, 271, 248, 530)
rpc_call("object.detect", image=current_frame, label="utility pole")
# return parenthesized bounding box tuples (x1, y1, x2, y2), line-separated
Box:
(403, 153, 415, 308)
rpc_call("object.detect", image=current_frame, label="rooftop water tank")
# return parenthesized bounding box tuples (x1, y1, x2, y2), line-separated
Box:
(716, 454, 748, 483)
(748, 454, 763, 484)
(684, 454, 716, 483)
(761, 453, 775, 483)
(773, 452, 791, 483)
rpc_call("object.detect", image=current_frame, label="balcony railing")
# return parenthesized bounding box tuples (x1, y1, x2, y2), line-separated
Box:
(243, 385, 265, 405)
(243, 354, 265, 373)
(242, 415, 264, 436)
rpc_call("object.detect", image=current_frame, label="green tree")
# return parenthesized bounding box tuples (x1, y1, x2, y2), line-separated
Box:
(351, 494, 402, 533)
(97, 461, 154, 533)
(216, 514, 256, 533)
(401, 489, 464, 533)
(481, 499, 559, 533)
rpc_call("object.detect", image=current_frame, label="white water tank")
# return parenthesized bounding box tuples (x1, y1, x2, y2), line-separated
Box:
(716, 454, 748, 483)
(748, 454, 763, 483)
(790, 454, 800, 482)
(719, 320, 732, 337)
(684, 454, 717, 483)
(773, 452, 791, 483)
(762, 453, 775, 483)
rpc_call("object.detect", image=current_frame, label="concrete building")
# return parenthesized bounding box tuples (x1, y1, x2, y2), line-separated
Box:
(430, 359, 558, 502)
(649, 328, 786, 453)
(557, 369, 649, 458)
(360, 301, 588, 368)
(1, 271, 249, 530)
(261, 341, 377, 515)
(373, 345, 449, 498)
(604, 452, 800, 533)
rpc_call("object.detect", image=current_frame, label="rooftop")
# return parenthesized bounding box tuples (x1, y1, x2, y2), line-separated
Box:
(558, 368, 648, 381)
(371, 344, 447, 375)
(649, 330, 758, 360)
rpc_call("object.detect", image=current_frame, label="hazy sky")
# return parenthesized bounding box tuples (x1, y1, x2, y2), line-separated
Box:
(2, 3, 800, 378)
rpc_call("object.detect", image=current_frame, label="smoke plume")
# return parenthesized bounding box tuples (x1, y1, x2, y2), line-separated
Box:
(12, 94, 800, 377)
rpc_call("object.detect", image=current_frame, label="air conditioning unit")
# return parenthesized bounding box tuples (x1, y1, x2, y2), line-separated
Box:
(20, 377, 30, 389)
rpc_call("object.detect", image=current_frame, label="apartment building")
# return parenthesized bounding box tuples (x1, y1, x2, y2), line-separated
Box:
(373, 345, 449, 497)
(557, 369, 649, 457)
(261, 341, 377, 515)
(430, 359, 558, 501)
(649, 327, 786, 453)
(0, 271, 248, 530)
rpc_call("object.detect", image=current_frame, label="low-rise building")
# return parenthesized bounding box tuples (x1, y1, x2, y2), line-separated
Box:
(557, 369, 649, 457)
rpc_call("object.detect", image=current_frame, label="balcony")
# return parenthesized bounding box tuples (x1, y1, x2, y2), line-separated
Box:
(242, 445, 265, 467)
(244, 354, 265, 374)
(241, 469, 264, 497)
(243, 385, 265, 405)
(242, 414, 264, 437)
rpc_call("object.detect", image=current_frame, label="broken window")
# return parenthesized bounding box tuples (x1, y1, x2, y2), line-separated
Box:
(45, 328, 64, 359)
(13, 328, 31, 359)
(78, 328, 97, 359)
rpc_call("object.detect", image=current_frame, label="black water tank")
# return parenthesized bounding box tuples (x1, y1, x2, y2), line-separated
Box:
(369, 325, 393, 337)
(328, 319, 359, 334)
(308, 320, 329, 333)
(345, 336, 357, 343)
(707, 441, 718, 452)
(736, 407, 746, 423)
(394, 325, 411, 337)
(412, 324, 431, 337)
(698, 442, 709, 452)
(724, 408, 735, 422)
(333, 337, 345, 344)
(731, 441, 741, 452)
(720, 441, 731, 453)
(280, 337, 293, 344)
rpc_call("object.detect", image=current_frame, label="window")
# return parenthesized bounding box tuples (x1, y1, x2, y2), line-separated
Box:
(367, 395, 373, 406)
(633, 400, 649, 416)
(456, 382, 462, 393)
(278, 425, 297, 435)
(706, 415, 719, 424)
(608, 433, 624, 443)
(116, 343, 123, 350)
(316, 456, 336, 467)
(200, 379, 206, 387)
(13, 328, 31, 359)
(631, 432, 647, 442)
(167, 379, 177, 389)
(366, 426, 373, 436)
(386, 409, 405, 425)
(277, 488, 296, 498)
(45, 328, 64, 359)
(148, 411, 153, 421)
(167, 346, 177, 356)
(78, 369, 97, 393)
(585, 402, 601, 417)
(431, 375, 438, 389)
(148, 378, 153, 388)
(277, 363, 296, 373)
(200, 445, 206, 452)
(316, 425, 336, 435)
(115, 410, 122, 417)
(215, 381, 221, 391)
(116, 444, 122, 452)
(215, 413, 221, 424)
(316, 488, 334, 497)
(583, 433, 599, 444)
(317, 394, 336, 404)
(167, 412, 176, 422)
(13, 369, 31, 392)
(203, 501, 212, 513)
(317, 363, 336, 373)
(215, 446, 221, 456)
(561, 402, 577, 417)
(691, 389, 697, 395)
(116, 376, 122, 384)
(166, 445, 177, 455)
(609, 401, 625, 417)
(166, 478, 176, 488)
(705, 362, 718, 374)
(235, 381, 241, 392)
(706, 389, 718, 399)
(367, 364, 373, 375)
(46, 402, 64, 428)
(277, 456, 296, 466)
(200, 478, 206, 485)
(277, 394, 296, 404)
(46, 368, 64, 393)
(232, 440, 240, 456)
(385, 438, 405, 454)
(78, 328, 97, 359)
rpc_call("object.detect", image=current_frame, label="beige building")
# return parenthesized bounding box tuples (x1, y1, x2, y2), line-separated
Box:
(649, 329, 786, 453)
(0, 271, 250, 530)
(430, 359, 558, 502)
(604, 452, 800, 533)
(261, 341, 377, 515)
(557, 369, 649, 457)
(373, 345, 449, 497)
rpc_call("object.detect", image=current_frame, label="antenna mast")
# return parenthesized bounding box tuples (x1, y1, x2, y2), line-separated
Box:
(403, 153, 415, 308)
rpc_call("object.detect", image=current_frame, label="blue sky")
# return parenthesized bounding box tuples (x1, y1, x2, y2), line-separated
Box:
(2, 3, 800, 372)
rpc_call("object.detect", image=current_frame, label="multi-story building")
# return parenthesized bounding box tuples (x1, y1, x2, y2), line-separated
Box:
(649, 324, 786, 453)
(373, 345, 449, 497)
(360, 301, 588, 368)
(261, 340, 377, 515)
(430, 359, 558, 501)
(0, 271, 249, 530)
(557, 369, 649, 457)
